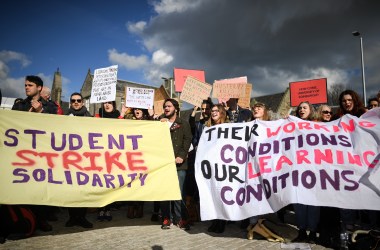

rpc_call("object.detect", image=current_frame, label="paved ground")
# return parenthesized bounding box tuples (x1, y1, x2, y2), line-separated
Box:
(0, 203, 332, 250)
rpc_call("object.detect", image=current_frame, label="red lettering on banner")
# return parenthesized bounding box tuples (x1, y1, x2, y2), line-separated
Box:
(105, 152, 125, 173)
(275, 155, 293, 171)
(296, 150, 311, 164)
(12, 150, 38, 166)
(126, 152, 147, 171)
(63, 151, 84, 170)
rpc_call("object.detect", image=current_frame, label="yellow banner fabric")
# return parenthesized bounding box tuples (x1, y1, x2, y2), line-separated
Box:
(0, 110, 181, 207)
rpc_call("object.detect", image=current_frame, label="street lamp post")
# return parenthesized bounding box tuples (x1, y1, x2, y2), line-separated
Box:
(352, 31, 367, 107)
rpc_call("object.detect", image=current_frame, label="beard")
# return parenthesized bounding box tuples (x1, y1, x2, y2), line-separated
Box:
(165, 109, 176, 119)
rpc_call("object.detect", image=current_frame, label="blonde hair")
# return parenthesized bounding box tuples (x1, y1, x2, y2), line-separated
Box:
(252, 102, 270, 121)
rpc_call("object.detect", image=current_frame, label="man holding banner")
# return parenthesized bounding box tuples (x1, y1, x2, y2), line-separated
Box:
(160, 99, 192, 230)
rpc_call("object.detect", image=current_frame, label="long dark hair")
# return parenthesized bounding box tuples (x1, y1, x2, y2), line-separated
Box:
(336, 90, 366, 117)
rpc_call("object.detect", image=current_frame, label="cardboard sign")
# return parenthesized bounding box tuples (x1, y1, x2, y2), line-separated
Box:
(174, 68, 205, 92)
(180, 76, 212, 107)
(90, 65, 118, 103)
(289, 78, 328, 106)
(125, 86, 155, 109)
(237, 83, 252, 108)
(212, 76, 248, 101)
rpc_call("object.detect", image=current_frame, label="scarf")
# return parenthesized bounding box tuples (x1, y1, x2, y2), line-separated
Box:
(98, 108, 120, 119)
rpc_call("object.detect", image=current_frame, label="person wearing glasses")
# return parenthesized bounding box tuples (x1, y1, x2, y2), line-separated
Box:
(205, 104, 229, 234)
(315, 105, 333, 122)
(64, 92, 93, 228)
(66, 92, 91, 117)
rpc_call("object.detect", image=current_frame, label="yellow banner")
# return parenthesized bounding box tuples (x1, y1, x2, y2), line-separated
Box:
(0, 110, 181, 207)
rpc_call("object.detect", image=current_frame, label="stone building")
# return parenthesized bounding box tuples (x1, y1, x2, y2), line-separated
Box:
(250, 88, 292, 118)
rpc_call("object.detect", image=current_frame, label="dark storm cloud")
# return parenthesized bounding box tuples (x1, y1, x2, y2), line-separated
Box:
(143, 0, 380, 98)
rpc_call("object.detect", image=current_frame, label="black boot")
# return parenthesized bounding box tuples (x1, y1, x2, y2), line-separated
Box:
(207, 220, 218, 232)
(293, 229, 308, 242)
(215, 220, 226, 234)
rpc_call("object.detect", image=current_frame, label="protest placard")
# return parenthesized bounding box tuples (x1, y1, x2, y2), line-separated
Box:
(174, 68, 205, 92)
(125, 86, 155, 109)
(90, 65, 118, 103)
(289, 78, 327, 106)
(195, 110, 380, 220)
(237, 83, 252, 108)
(0, 110, 181, 207)
(180, 76, 212, 107)
(212, 76, 248, 100)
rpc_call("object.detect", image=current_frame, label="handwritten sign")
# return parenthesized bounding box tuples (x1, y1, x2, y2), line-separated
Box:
(0, 110, 181, 207)
(90, 65, 118, 103)
(195, 109, 380, 220)
(180, 76, 212, 107)
(289, 78, 327, 106)
(126, 87, 155, 109)
(174, 68, 205, 92)
(237, 83, 252, 108)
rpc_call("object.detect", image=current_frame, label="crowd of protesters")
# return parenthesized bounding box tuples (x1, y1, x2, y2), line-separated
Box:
(1, 75, 380, 249)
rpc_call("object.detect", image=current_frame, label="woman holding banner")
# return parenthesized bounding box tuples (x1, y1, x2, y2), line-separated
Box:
(124, 107, 152, 219)
(206, 104, 229, 233)
(95, 101, 124, 222)
(292, 101, 320, 244)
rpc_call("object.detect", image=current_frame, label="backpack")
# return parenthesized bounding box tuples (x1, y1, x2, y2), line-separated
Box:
(0, 205, 36, 242)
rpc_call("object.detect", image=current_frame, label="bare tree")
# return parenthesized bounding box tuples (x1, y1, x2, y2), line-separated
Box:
(328, 83, 346, 106)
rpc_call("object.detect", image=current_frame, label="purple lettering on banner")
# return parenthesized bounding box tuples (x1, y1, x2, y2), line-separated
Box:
(292, 170, 299, 186)
(4, 129, 19, 147)
(13, 168, 30, 183)
(282, 137, 295, 150)
(246, 184, 263, 202)
(235, 146, 247, 164)
(221, 144, 233, 163)
(77, 171, 89, 185)
(104, 174, 116, 188)
(221, 186, 234, 205)
(259, 143, 271, 155)
(320, 169, 340, 190)
(139, 173, 147, 186)
(263, 179, 271, 199)
(306, 133, 319, 146)
(33, 169, 46, 182)
(24, 129, 46, 149)
(127, 173, 137, 187)
(126, 135, 142, 150)
(64, 171, 73, 184)
(278, 172, 290, 189)
(48, 169, 63, 184)
(51, 133, 66, 151)
(109, 134, 125, 150)
(272, 176, 278, 193)
(88, 133, 103, 149)
(341, 170, 359, 191)
(69, 134, 83, 150)
(117, 174, 125, 187)
(92, 174, 103, 187)
(236, 187, 245, 206)
(301, 170, 317, 189)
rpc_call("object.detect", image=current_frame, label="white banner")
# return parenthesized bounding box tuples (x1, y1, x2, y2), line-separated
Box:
(90, 65, 118, 103)
(195, 108, 380, 221)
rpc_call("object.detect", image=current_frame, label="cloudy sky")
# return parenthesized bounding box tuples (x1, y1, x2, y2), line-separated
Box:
(1, 0, 379, 105)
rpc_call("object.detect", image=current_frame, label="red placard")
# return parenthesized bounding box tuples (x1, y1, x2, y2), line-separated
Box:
(289, 78, 328, 106)
(173, 68, 205, 92)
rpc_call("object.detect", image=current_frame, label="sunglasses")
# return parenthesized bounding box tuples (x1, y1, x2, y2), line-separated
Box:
(70, 99, 82, 103)
(322, 110, 332, 115)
